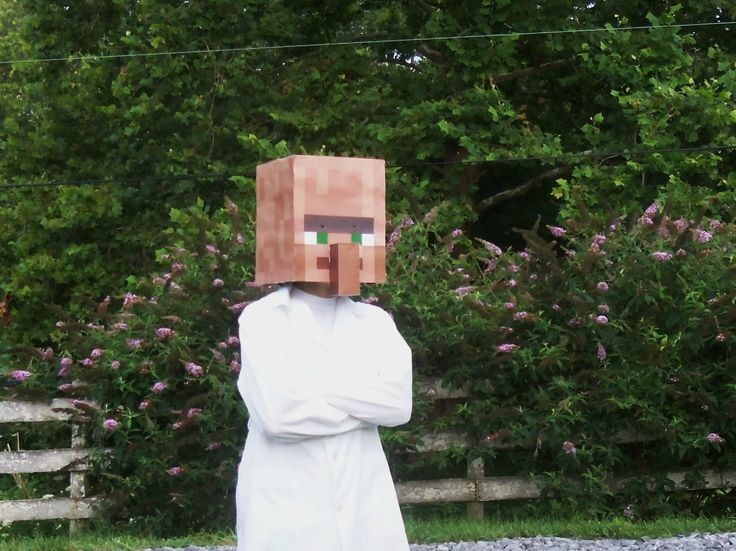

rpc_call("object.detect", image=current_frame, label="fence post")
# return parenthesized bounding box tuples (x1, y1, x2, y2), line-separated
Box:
(466, 456, 485, 520)
(69, 422, 86, 534)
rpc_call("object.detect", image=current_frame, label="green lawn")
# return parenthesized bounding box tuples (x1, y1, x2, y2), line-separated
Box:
(1, 516, 736, 550)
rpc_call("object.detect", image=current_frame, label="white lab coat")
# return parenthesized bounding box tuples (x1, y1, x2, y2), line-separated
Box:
(236, 286, 413, 551)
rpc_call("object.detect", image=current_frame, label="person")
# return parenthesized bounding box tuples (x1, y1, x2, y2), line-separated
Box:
(235, 155, 413, 550)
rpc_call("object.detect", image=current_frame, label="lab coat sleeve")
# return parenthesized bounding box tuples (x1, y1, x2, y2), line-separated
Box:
(323, 309, 413, 427)
(237, 307, 367, 443)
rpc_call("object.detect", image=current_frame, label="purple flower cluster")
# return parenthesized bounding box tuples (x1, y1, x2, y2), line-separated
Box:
(694, 229, 713, 243)
(127, 338, 145, 350)
(123, 292, 140, 309)
(592, 234, 606, 247)
(639, 215, 654, 226)
(512, 311, 531, 321)
(652, 251, 673, 262)
(103, 419, 119, 431)
(386, 217, 415, 251)
(496, 343, 519, 353)
(454, 286, 476, 297)
(155, 327, 177, 340)
(185, 362, 204, 377)
(645, 203, 658, 217)
(10, 370, 31, 382)
(152, 273, 173, 286)
(479, 239, 503, 256)
(546, 225, 567, 238)
(597, 343, 607, 363)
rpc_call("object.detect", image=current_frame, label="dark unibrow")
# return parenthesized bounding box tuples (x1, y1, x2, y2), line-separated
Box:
(304, 215, 374, 233)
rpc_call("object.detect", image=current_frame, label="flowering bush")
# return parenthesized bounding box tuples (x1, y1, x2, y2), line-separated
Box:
(4, 192, 735, 527)
(5, 191, 263, 532)
(379, 199, 735, 517)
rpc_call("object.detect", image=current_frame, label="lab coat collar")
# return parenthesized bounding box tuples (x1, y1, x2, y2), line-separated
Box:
(271, 285, 366, 349)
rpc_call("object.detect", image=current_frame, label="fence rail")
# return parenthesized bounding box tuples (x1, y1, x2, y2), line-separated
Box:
(0, 399, 104, 529)
(396, 469, 736, 505)
(397, 378, 734, 517)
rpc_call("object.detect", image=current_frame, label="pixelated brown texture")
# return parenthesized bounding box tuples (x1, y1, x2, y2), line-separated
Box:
(256, 156, 296, 284)
(329, 243, 361, 296)
(256, 155, 386, 290)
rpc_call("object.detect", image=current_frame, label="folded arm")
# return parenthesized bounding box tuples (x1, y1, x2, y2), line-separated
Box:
(322, 310, 413, 427)
(238, 310, 367, 443)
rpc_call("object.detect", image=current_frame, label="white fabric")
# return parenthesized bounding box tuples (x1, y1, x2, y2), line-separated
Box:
(236, 285, 413, 551)
(290, 286, 337, 335)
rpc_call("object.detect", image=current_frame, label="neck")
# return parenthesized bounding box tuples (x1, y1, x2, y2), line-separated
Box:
(293, 281, 333, 298)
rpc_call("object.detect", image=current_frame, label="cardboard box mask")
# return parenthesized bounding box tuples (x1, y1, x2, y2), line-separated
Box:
(255, 155, 386, 295)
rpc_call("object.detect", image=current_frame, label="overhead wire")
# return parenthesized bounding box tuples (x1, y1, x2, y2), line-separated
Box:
(0, 18, 733, 189)
(0, 174, 227, 190)
(0, 20, 733, 66)
(1, 144, 734, 190)
(392, 144, 736, 167)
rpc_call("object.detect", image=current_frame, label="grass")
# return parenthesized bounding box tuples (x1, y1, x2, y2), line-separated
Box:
(1, 516, 736, 550)
(0, 528, 237, 551)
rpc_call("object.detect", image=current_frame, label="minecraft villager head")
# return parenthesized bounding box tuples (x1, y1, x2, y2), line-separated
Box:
(255, 155, 386, 296)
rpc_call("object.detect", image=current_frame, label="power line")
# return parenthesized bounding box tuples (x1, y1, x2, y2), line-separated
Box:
(391, 144, 736, 168)
(0, 174, 227, 190)
(1, 144, 734, 190)
(0, 20, 733, 66)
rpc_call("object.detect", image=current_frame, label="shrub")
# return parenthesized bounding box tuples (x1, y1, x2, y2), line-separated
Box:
(4, 192, 735, 528)
(379, 199, 735, 518)
(3, 184, 264, 532)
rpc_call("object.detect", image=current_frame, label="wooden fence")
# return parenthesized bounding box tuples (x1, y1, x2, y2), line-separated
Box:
(393, 379, 736, 519)
(0, 399, 101, 530)
(3, 387, 735, 526)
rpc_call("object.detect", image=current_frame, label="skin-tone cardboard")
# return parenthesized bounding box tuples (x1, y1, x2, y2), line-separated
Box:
(255, 155, 386, 295)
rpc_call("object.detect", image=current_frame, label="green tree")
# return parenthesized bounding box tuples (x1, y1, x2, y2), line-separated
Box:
(1, 0, 734, 344)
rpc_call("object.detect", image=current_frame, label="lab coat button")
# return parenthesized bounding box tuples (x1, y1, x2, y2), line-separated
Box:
(336, 504, 343, 512)
(331, 452, 338, 461)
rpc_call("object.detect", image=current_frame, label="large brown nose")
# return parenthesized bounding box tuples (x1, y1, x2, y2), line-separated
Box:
(329, 243, 361, 296)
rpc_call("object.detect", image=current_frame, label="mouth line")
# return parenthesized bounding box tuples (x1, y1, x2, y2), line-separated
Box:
(317, 257, 364, 270)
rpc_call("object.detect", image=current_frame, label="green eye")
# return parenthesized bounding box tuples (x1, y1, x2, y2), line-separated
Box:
(317, 231, 329, 244)
(351, 233, 362, 244)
